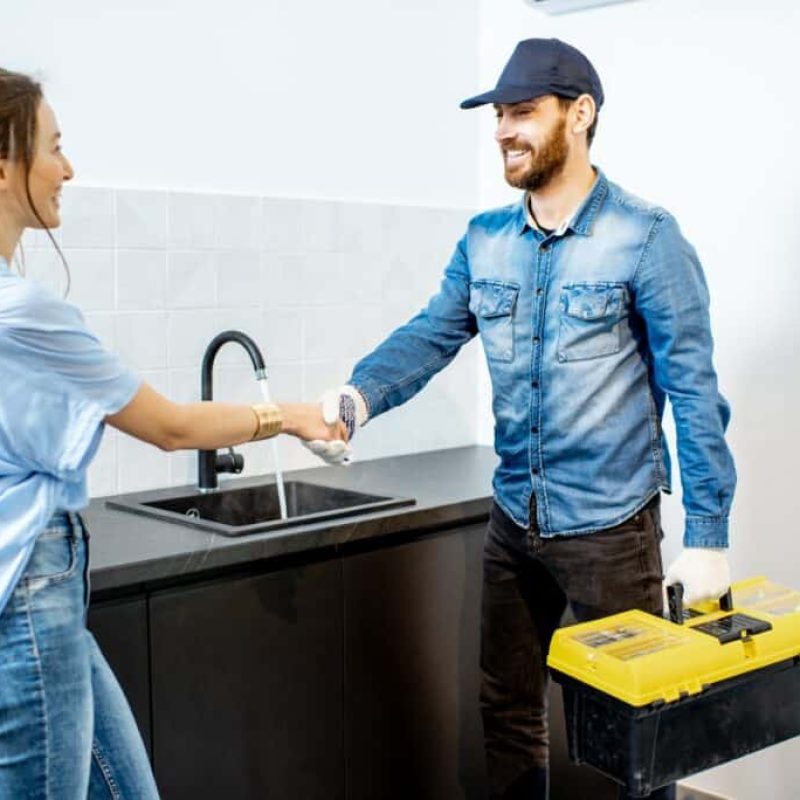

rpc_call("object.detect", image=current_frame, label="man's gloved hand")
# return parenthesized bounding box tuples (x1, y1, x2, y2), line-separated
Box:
(302, 385, 368, 466)
(664, 547, 731, 606)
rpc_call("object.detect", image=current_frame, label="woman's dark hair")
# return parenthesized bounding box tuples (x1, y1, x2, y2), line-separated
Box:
(0, 68, 70, 294)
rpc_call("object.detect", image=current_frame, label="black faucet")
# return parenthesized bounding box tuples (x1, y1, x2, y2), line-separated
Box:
(198, 330, 267, 492)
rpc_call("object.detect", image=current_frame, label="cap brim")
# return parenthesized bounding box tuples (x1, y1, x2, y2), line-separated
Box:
(460, 83, 580, 110)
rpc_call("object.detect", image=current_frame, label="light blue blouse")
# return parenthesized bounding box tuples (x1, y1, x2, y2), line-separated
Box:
(0, 258, 140, 614)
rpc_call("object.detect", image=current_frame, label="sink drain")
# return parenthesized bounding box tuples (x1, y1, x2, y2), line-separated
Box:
(185, 507, 201, 519)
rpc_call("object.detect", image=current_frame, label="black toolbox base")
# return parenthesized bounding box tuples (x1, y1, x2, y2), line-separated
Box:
(553, 656, 800, 797)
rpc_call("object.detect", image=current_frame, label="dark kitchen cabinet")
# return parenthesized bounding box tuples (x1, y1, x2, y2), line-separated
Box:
(87, 596, 152, 758)
(148, 559, 344, 800)
(342, 523, 488, 800)
(88, 519, 618, 799)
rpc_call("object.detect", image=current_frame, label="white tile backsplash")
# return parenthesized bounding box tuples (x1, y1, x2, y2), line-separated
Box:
(63, 248, 115, 312)
(116, 190, 168, 249)
(215, 251, 261, 308)
(214, 195, 262, 251)
(117, 250, 167, 310)
(261, 308, 304, 364)
(20, 247, 68, 297)
(262, 197, 338, 253)
(114, 312, 169, 370)
(334, 202, 387, 254)
(262, 253, 311, 307)
(303, 304, 384, 361)
(168, 192, 217, 250)
(167, 251, 216, 308)
(39, 185, 481, 498)
(60, 187, 115, 248)
(166, 309, 221, 368)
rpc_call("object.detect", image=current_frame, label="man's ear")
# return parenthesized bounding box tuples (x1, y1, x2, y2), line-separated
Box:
(0, 159, 9, 190)
(570, 94, 596, 138)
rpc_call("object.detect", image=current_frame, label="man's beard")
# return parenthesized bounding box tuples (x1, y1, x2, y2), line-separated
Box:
(503, 117, 568, 192)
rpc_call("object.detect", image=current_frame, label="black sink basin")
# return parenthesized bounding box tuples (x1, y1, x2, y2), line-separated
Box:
(105, 480, 415, 537)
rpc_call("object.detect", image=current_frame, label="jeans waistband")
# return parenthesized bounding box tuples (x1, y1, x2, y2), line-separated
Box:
(490, 493, 660, 540)
(44, 511, 86, 538)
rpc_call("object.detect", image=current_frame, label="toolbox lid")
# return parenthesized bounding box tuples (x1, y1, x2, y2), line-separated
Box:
(547, 577, 800, 707)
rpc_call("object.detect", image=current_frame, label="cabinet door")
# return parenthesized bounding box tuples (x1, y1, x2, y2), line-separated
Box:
(343, 524, 488, 800)
(87, 596, 151, 758)
(149, 559, 343, 800)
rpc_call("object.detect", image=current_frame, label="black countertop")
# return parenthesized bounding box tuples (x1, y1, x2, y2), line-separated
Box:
(85, 445, 498, 597)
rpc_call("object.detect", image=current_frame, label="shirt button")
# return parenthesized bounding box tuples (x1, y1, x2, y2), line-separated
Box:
(540, 244, 549, 252)
(532, 467, 540, 475)
(531, 426, 539, 434)
(532, 380, 539, 388)
(532, 336, 540, 344)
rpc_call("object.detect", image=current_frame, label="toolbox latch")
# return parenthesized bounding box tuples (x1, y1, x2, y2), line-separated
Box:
(692, 614, 773, 644)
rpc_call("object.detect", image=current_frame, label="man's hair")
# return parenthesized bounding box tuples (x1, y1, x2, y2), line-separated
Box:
(557, 95, 598, 147)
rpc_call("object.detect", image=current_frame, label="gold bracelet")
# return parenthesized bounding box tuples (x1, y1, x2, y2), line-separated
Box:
(250, 403, 283, 441)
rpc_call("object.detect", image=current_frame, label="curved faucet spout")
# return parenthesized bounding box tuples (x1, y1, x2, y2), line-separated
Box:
(199, 330, 267, 491)
(201, 330, 266, 402)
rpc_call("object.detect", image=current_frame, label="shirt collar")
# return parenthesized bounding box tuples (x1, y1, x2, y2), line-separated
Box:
(515, 167, 608, 238)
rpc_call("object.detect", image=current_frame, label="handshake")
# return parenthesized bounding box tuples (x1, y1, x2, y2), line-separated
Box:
(300, 385, 368, 465)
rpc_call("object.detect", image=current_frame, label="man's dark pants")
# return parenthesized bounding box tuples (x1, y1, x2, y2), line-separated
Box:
(480, 494, 675, 800)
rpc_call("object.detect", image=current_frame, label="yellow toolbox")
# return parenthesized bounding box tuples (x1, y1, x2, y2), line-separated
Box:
(547, 577, 800, 797)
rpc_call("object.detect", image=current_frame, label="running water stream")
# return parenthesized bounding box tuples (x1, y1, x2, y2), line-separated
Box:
(257, 378, 288, 520)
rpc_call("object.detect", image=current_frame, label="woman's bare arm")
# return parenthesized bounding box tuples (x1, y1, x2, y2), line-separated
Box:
(105, 383, 345, 451)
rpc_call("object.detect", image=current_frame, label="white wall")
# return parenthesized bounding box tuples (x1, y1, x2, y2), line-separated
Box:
(6, 0, 480, 208)
(478, 1, 800, 798)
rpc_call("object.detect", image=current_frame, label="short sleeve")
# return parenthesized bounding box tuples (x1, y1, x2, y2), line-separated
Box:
(0, 277, 141, 415)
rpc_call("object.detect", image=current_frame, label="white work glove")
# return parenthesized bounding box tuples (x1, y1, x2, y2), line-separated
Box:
(664, 547, 731, 606)
(302, 385, 368, 466)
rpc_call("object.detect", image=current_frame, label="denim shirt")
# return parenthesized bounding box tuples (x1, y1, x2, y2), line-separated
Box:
(0, 259, 140, 614)
(349, 170, 736, 547)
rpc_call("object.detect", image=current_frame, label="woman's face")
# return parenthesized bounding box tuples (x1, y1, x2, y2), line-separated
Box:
(6, 100, 74, 230)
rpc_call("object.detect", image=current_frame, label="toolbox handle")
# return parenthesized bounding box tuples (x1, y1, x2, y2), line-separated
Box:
(666, 583, 733, 624)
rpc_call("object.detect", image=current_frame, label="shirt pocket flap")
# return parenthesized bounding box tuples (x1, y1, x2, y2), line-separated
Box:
(469, 281, 519, 319)
(562, 284, 625, 320)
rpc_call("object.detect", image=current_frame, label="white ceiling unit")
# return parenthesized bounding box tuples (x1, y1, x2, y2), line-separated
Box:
(523, 0, 638, 14)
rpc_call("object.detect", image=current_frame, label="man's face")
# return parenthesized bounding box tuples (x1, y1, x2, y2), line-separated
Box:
(494, 96, 569, 192)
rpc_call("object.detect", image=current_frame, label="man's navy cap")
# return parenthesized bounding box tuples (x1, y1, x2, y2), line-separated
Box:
(460, 38, 604, 110)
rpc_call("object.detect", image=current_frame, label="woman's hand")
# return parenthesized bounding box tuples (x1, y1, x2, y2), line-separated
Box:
(279, 403, 348, 443)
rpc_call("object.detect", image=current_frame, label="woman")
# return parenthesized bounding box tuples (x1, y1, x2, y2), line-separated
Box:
(0, 68, 344, 798)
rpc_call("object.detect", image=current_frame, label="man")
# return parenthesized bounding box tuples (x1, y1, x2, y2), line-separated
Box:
(307, 39, 736, 800)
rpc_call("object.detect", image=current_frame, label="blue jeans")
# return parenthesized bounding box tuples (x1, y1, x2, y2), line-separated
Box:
(0, 512, 159, 799)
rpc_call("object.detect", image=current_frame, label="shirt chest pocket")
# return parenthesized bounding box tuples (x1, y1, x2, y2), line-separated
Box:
(557, 282, 628, 362)
(469, 280, 519, 363)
